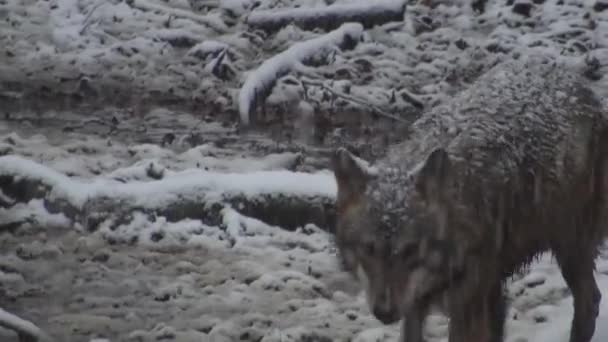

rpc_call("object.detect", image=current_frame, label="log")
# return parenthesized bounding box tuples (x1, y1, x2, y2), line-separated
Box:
(0, 156, 336, 232)
(238, 23, 363, 125)
(246, 0, 407, 33)
(83, 191, 335, 232)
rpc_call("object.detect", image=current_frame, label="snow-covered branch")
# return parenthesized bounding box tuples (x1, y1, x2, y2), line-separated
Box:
(0, 308, 52, 342)
(246, 0, 407, 32)
(238, 23, 364, 125)
(0, 156, 337, 231)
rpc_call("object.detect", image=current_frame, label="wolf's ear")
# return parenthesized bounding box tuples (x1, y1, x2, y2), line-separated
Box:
(415, 148, 451, 201)
(332, 148, 374, 199)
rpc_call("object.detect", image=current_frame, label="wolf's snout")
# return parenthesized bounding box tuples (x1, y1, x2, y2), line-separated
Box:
(372, 289, 399, 324)
(372, 305, 400, 324)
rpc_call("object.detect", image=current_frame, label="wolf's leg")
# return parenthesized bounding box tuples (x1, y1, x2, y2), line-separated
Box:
(473, 282, 506, 342)
(556, 252, 601, 342)
(400, 304, 427, 342)
(447, 291, 471, 342)
(487, 281, 506, 342)
(446, 281, 504, 342)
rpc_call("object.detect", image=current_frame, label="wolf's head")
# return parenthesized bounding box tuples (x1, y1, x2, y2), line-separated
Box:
(332, 147, 466, 324)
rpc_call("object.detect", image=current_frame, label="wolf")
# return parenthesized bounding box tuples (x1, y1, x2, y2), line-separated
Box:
(332, 56, 608, 342)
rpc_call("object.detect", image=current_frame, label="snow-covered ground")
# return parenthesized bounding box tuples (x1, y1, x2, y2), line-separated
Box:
(2, 0, 607, 126)
(2, 127, 608, 342)
(2, 0, 608, 341)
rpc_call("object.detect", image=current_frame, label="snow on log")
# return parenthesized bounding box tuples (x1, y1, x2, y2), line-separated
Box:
(0, 156, 336, 231)
(246, 0, 407, 33)
(0, 308, 52, 342)
(238, 23, 364, 125)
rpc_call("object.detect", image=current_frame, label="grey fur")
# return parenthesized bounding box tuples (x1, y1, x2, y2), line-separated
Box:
(332, 55, 608, 342)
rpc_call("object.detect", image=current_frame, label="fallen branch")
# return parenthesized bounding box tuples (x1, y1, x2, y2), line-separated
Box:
(128, 0, 228, 33)
(239, 23, 363, 125)
(0, 156, 336, 232)
(301, 79, 410, 123)
(0, 188, 15, 208)
(80, 1, 106, 35)
(0, 308, 52, 342)
(397, 88, 425, 109)
(246, 0, 407, 33)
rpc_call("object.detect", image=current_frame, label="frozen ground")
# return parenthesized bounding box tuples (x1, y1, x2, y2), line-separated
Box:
(1, 0, 608, 341)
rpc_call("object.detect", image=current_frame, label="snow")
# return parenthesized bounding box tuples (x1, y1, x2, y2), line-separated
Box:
(0, 200, 71, 229)
(238, 22, 364, 124)
(507, 254, 608, 342)
(0, 155, 336, 210)
(2, 0, 606, 127)
(2, 0, 608, 340)
(352, 152, 379, 177)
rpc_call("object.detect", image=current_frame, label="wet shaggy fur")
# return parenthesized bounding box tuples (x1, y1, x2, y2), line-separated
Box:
(332, 56, 608, 342)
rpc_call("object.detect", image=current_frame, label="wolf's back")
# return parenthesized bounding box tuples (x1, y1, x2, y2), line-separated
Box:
(384, 56, 605, 173)
(371, 55, 608, 245)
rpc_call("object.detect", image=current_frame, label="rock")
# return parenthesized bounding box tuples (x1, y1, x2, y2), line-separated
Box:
(454, 38, 469, 50)
(92, 251, 110, 263)
(74, 236, 106, 254)
(472, 0, 488, 13)
(594, 0, 608, 12)
(512, 1, 534, 17)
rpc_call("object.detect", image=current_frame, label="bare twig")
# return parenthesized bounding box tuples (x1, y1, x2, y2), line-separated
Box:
(301, 79, 409, 123)
(61, 118, 112, 132)
(0, 189, 15, 208)
(80, 1, 106, 35)
(188, 113, 207, 136)
(129, 0, 228, 33)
